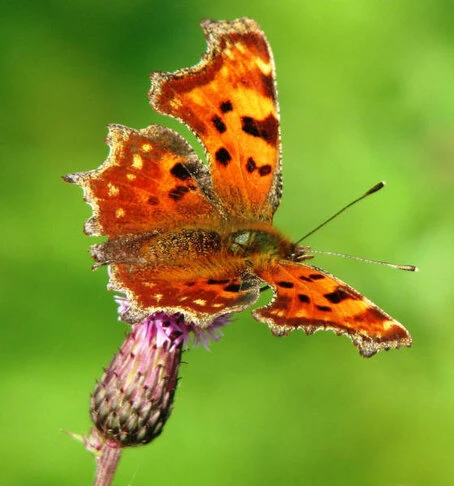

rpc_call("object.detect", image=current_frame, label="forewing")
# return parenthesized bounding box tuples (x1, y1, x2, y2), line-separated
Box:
(254, 261, 412, 357)
(64, 124, 223, 237)
(150, 18, 282, 222)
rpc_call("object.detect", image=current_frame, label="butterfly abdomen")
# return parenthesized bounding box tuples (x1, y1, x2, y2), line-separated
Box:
(91, 229, 223, 267)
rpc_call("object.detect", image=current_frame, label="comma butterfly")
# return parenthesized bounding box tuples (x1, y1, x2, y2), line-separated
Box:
(65, 18, 412, 357)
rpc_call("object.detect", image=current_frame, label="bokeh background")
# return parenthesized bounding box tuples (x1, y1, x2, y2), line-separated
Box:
(2, 1, 453, 485)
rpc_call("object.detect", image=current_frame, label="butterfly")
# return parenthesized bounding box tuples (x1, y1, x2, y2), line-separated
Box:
(64, 18, 412, 357)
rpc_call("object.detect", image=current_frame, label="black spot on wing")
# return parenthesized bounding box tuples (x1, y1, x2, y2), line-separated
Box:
(246, 157, 256, 173)
(220, 101, 233, 113)
(224, 283, 241, 293)
(324, 287, 354, 304)
(170, 162, 192, 181)
(258, 165, 272, 176)
(168, 185, 195, 201)
(316, 305, 332, 312)
(277, 281, 294, 289)
(242, 117, 260, 137)
(298, 294, 310, 303)
(241, 115, 278, 146)
(215, 147, 232, 166)
(212, 115, 226, 133)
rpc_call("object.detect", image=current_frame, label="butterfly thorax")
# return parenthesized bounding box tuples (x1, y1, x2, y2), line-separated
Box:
(223, 226, 309, 262)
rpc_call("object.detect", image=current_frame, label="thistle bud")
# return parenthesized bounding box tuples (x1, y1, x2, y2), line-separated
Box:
(90, 312, 185, 446)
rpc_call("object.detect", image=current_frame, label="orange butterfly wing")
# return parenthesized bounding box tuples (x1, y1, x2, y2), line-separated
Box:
(254, 261, 412, 357)
(64, 124, 223, 237)
(107, 261, 260, 326)
(150, 18, 282, 222)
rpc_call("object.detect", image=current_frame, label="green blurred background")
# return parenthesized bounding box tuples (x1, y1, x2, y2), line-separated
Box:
(2, 0, 453, 485)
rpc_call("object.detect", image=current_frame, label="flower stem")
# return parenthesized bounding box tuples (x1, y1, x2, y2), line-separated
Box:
(93, 442, 122, 486)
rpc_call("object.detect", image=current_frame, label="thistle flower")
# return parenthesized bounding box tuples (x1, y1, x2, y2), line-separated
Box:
(81, 301, 231, 486)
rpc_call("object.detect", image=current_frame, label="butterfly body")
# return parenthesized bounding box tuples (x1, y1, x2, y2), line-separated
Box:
(225, 226, 295, 259)
(65, 18, 412, 357)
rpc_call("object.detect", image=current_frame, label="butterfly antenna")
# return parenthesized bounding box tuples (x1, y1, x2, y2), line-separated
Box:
(260, 251, 417, 293)
(309, 249, 418, 272)
(260, 182, 416, 293)
(295, 181, 385, 245)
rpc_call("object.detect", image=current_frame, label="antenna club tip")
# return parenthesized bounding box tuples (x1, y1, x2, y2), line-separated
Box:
(400, 264, 418, 272)
(366, 181, 386, 196)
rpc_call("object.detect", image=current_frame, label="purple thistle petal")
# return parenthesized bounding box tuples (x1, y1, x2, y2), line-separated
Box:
(115, 297, 233, 351)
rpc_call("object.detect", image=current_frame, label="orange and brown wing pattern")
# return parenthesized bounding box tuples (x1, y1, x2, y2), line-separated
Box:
(150, 18, 282, 223)
(108, 261, 260, 326)
(254, 261, 412, 357)
(64, 124, 223, 238)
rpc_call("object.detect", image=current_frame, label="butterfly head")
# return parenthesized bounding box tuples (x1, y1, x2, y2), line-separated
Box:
(288, 243, 314, 263)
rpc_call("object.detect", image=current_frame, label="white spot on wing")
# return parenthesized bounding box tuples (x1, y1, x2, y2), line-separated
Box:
(255, 57, 271, 75)
(132, 154, 143, 169)
(235, 43, 246, 54)
(107, 183, 119, 196)
(383, 320, 393, 331)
